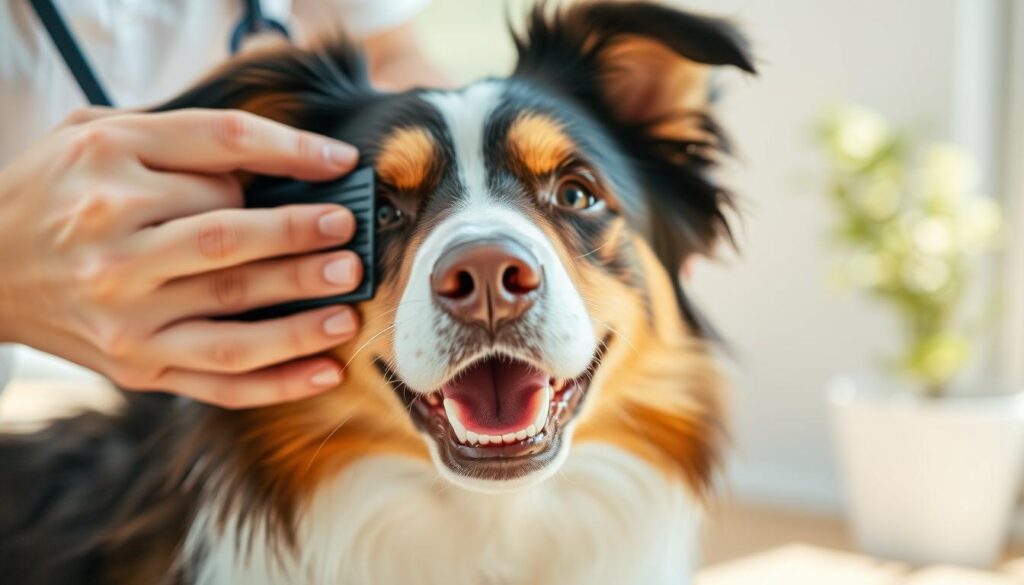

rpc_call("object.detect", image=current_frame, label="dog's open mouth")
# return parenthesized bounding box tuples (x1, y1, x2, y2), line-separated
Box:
(377, 339, 607, 481)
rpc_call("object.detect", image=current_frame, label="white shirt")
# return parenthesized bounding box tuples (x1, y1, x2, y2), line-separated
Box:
(0, 346, 11, 392)
(0, 0, 429, 165)
(0, 0, 428, 391)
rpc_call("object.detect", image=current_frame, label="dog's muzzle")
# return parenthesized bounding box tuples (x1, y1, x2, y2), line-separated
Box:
(431, 238, 543, 334)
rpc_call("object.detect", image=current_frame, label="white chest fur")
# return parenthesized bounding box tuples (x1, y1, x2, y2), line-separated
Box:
(186, 444, 701, 585)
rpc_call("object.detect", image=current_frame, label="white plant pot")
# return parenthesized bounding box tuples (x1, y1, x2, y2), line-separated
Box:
(829, 378, 1024, 567)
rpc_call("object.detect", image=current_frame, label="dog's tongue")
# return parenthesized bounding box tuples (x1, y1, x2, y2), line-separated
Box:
(441, 358, 549, 435)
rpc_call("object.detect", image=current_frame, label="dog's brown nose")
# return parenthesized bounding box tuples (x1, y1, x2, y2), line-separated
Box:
(431, 238, 542, 331)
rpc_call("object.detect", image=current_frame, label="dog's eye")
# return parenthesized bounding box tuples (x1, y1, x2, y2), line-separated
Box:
(376, 203, 405, 230)
(554, 180, 599, 211)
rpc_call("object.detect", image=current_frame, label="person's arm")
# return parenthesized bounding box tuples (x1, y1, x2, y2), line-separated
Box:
(362, 21, 454, 90)
(0, 108, 365, 409)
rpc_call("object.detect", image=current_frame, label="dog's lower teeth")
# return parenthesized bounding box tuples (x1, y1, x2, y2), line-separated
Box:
(444, 384, 557, 446)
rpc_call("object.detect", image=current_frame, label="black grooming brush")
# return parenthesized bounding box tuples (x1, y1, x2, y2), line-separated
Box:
(231, 167, 377, 321)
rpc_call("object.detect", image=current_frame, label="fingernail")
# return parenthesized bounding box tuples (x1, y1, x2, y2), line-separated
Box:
(322, 142, 358, 167)
(310, 367, 341, 388)
(323, 255, 357, 286)
(323, 310, 356, 336)
(318, 209, 354, 239)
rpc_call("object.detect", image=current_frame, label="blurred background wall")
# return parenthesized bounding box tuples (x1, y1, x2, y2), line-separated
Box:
(413, 0, 1016, 512)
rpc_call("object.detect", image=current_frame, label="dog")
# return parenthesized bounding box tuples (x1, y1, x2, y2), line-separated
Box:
(0, 2, 754, 583)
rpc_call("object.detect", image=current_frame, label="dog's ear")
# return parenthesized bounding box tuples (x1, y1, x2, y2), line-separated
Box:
(153, 40, 376, 132)
(513, 1, 755, 335)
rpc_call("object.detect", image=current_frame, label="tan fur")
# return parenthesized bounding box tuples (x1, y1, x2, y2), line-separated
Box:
(237, 91, 305, 125)
(507, 113, 577, 175)
(574, 238, 725, 499)
(375, 127, 438, 190)
(600, 36, 717, 146)
(203, 272, 428, 535)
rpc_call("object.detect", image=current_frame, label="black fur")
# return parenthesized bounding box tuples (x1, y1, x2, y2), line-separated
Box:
(154, 40, 376, 127)
(0, 395, 197, 584)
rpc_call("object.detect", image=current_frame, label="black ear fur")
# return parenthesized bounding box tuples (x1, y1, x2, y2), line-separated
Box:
(153, 41, 377, 132)
(514, 2, 755, 81)
(513, 1, 755, 336)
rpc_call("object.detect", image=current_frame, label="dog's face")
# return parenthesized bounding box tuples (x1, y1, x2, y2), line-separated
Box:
(364, 81, 625, 490)
(164, 2, 753, 495)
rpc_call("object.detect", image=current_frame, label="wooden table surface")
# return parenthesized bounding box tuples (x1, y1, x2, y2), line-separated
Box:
(698, 545, 1024, 584)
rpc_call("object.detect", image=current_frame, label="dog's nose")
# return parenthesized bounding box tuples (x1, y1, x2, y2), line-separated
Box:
(431, 238, 542, 331)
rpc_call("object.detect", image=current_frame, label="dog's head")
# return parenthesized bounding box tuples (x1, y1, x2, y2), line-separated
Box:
(167, 1, 753, 495)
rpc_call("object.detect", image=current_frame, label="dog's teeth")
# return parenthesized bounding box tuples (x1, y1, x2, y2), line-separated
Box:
(533, 386, 552, 430)
(445, 385, 557, 447)
(443, 399, 468, 443)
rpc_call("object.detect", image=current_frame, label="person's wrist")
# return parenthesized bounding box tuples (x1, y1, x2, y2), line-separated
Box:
(0, 258, 25, 344)
(0, 299, 18, 343)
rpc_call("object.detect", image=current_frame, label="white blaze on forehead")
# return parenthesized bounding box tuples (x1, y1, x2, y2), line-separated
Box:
(422, 81, 504, 207)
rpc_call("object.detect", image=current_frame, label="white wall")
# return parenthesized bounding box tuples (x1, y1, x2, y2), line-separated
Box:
(416, 0, 964, 511)
(683, 0, 960, 510)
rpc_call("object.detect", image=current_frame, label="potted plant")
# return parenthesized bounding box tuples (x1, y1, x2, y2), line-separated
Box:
(816, 104, 1024, 567)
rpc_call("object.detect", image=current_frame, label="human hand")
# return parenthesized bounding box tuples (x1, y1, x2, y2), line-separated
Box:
(0, 108, 364, 408)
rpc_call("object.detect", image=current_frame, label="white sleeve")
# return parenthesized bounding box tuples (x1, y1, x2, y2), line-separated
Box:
(0, 345, 13, 394)
(294, 0, 431, 39)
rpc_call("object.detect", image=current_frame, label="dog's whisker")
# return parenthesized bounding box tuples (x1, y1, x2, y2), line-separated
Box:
(589, 317, 638, 355)
(342, 324, 396, 370)
(360, 300, 431, 326)
(573, 238, 614, 259)
(303, 410, 359, 474)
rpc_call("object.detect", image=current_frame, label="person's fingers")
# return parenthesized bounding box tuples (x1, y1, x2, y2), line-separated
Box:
(150, 306, 360, 374)
(155, 357, 344, 409)
(58, 106, 121, 129)
(128, 204, 356, 281)
(159, 250, 363, 318)
(128, 170, 245, 228)
(117, 109, 358, 181)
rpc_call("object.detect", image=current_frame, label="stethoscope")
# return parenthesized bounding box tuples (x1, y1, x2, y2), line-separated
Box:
(230, 0, 291, 55)
(28, 0, 292, 107)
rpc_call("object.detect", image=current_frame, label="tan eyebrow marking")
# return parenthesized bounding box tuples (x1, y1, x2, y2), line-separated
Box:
(375, 127, 437, 190)
(507, 113, 576, 175)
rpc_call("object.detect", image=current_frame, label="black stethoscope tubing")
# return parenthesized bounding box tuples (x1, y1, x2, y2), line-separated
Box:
(28, 0, 292, 108)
